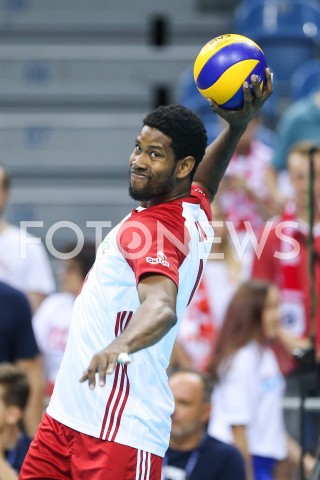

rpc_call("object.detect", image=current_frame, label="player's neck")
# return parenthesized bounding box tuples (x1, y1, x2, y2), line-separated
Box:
(169, 430, 203, 451)
(143, 185, 191, 208)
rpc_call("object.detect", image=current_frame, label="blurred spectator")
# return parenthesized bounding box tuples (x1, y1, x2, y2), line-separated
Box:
(162, 369, 246, 480)
(270, 91, 320, 203)
(0, 164, 55, 313)
(217, 116, 281, 237)
(252, 142, 320, 477)
(0, 280, 44, 438)
(207, 280, 287, 480)
(252, 142, 320, 373)
(32, 242, 96, 397)
(171, 199, 251, 372)
(0, 363, 31, 479)
(271, 91, 320, 173)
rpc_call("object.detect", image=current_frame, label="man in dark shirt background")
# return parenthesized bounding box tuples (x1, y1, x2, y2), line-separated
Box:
(162, 369, 245, 480)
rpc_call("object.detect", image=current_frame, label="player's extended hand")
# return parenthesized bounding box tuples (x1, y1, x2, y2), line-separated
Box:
(208, 68, 273, 128)
(79, 345, 131, 390)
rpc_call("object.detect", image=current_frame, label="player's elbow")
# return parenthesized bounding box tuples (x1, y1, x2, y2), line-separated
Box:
(160, 305, 178, 330)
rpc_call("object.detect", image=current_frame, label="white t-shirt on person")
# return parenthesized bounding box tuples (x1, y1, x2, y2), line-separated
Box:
(208, 341, 287, 460)
(47, 186, 213, 458)
(0, 224, 55, 295)
(33, 292, 75, 394)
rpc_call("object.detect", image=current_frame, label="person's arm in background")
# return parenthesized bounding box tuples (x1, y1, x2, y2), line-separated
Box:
(232, 425, 254, 480)
(15, 356, 44, 438)
(193, 70, 273, 202)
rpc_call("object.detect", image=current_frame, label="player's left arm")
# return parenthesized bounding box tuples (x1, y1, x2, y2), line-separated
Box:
(193, 70, 273, 202)
(79, 273, 177, 389)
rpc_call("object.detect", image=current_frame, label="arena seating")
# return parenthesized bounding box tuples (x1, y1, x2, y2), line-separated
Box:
(233, 0, 320, 112)
(0, 0, 230, 248)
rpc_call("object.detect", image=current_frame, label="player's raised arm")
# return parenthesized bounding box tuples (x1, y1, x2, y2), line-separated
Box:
(193, 70, 273, 202)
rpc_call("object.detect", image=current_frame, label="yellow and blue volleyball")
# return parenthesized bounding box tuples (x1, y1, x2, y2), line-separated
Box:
(194, 34, 268, 109)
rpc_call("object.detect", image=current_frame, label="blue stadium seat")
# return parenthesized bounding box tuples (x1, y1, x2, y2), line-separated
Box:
(177, 64, 222, 144)
(233, 0, 320, 103)
(234, 0, 320, 41)
(290, 59, 320, 100)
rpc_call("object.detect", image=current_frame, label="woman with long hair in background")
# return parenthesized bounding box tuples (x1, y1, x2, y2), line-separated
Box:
(207, 280, 287, 480)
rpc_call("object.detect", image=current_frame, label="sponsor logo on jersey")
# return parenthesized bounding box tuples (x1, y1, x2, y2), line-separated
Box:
(146, 251, 170, 267)
(101, 237, 112, 255)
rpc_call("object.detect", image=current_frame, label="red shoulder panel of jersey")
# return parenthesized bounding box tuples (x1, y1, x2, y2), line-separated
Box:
(116, 202, 191, 287)
(191, 184, 212, 221)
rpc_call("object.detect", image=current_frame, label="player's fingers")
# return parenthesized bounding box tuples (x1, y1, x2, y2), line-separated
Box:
(106, 358, 117, 375)
(98, 359, 107, 387)
(80, 356, 99, 389)
(250, 75, 263, 99)
(265, 68, 273, 94)
(242, 81, 251, 103)
(79, 371, 88, 383)
(86, 364, 97, 390)
(207, 98, 219, 112)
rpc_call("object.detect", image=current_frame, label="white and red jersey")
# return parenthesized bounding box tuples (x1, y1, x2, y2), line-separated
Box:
(47, 185, 213, 457)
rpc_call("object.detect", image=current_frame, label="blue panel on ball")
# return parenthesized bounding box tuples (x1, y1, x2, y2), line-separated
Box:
(196, 42, 266, 91)
(249, 59, 268, 85)
(221, 87, 244, 109)
(220, 59, 268, 110)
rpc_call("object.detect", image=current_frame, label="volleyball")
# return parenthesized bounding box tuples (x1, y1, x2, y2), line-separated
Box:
(193, 34, 268, 110)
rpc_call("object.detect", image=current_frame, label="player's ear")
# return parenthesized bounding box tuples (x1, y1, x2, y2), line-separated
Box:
(176, 156, 195, 179)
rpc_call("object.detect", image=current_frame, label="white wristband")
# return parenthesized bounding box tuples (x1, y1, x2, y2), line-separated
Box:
(117, 353, 131, 365)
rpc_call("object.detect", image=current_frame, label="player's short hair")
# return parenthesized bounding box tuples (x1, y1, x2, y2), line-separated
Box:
(0, 363, 30, 410)
(143, 105, 208, 181)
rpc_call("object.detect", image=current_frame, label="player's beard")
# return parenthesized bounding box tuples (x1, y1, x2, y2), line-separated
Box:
(129, 167, 175, 201)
